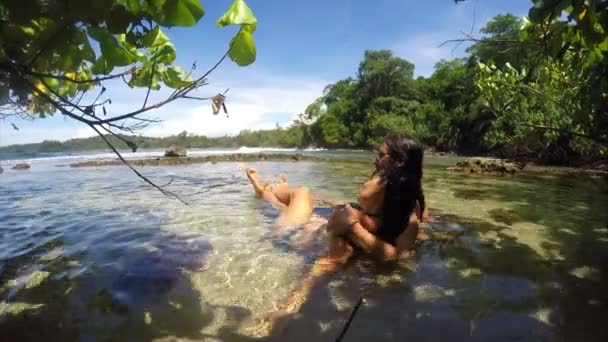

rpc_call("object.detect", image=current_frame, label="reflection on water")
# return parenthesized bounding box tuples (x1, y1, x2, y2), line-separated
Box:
(0, 154, 607, 341)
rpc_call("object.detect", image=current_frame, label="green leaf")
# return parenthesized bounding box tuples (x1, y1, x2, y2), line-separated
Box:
(162, 66, 193, 88)
(599, 38, 608, 52)
(141, 26, 170, 47)
(91, 57, 113, 74)
(529, 7, 545, 23)
(118, 0, 142, 12)
(151, 42, 177, 64)
(81, 37, 96, 62)
(162, 0, 205, 27)
(129, 65, 161, 90)
(217, 0, 257, 28)
(228, 28, 256, 66)
(107, 5, 133, 34)
(88, 27, 137, 67)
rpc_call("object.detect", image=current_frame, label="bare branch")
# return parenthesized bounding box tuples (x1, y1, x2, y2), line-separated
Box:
(182, 95, 213, 101)
(1, 62, 137, 84)
(142, 55, 159, 109)
(7, 39, 240, 203)
(520, 123, 608, 145)
(34, 69, 135, 84)
(439, 36, 522, 48)
(88, 124, 188, 204)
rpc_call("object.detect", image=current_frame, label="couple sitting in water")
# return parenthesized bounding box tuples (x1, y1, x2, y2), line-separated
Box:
(243, 133, 429, 332)
(245, 133, 427, 264)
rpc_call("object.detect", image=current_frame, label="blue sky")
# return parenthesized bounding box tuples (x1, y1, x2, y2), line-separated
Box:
(0, 0, 531, 146)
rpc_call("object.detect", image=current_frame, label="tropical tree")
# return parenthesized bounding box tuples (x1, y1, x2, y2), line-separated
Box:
(0, 0, 258, 201)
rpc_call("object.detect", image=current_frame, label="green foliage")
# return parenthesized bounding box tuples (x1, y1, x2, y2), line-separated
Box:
(216, 0, 257, 66)
(467, 14, 531, 68)
(296, 9, 607, 164)
(472, 1, 608, 163)
(306, 50, 421, 148)
(0, 0, 257, 118)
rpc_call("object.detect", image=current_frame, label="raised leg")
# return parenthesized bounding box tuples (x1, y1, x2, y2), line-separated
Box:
(246, 168, 287, 210)
(270, 172, 291, 205)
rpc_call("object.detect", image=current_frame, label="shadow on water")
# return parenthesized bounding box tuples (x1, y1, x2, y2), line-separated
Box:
(0, 205, 259, 342)
(221, 166, 608, 341)
(2, 162, 607, 341)
(231, 179, 608, 341)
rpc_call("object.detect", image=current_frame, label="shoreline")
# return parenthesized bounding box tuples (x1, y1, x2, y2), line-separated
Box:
(66, 153, 608, 179)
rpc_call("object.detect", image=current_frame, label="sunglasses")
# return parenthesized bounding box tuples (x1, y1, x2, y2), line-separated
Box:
(375, 150, 389, 159)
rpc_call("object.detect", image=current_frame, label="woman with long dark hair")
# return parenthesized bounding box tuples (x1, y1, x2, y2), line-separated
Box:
(243, 133, 427, 333)
(328, 132, 427, 260)
(245, 132, 426, 261)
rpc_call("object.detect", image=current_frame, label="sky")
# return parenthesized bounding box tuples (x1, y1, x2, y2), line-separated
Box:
(0, 0, 532, 146)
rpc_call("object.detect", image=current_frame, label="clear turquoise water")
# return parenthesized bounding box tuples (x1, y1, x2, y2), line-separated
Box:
(1, 151, 607, 341)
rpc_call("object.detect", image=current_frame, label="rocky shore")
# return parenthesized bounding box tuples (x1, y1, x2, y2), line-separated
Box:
(447, 157, 608, 178)
(69, 153, 332, 168)
(67, 153, 608, 180)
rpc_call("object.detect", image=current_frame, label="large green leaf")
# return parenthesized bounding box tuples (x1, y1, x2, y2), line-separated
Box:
(91, 57, 113, 74)
(151, 42, 177, 64)
(107, 5, 133, 34)
(129, 65, 162, 90)
(228, 28, 256, 66)
(88, 27, 135, 67)
(141, 26, 170, 47)
(162, 66, 193, 88)
(217, 0, 257, 29)
(118, 0, 142, 13)
(162, 0, 205, 27)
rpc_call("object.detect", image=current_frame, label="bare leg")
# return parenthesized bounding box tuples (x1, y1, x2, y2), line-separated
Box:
(247, 238, 353, 336)
(246, 168, 287, 210)
(246, 168, 313, 228)
(278, 186, 313, 228)
(271, 172, 291, 205)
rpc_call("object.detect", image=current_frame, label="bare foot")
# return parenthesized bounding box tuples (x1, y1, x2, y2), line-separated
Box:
(245, 168, 265, 196)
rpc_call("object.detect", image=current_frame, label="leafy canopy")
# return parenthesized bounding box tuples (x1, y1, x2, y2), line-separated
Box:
(0, 0, 258, 118)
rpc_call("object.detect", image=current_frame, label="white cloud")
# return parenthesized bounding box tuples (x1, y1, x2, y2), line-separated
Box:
(392, 0, 529, 78)
(0, 72, 327, 146)
(393, 32, 469, 78)
(142, 77, 326, 137)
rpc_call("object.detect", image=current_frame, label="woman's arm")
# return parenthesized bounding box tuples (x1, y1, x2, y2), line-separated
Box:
(346, 222, 401, 261)
(346, 216, 418, 261)
(327, 204, 416, 261)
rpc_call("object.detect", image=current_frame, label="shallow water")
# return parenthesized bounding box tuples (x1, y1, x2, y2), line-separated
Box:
(1, 151, 607, 341)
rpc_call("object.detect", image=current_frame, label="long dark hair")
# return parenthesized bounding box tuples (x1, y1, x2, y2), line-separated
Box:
(376, 133, 426, 244)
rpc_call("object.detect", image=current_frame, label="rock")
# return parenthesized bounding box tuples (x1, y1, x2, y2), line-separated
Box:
(447, 158, 520, 175)
(0, 165, 3, 174)
(70, 153, 327, 168)
(12, 163, 30, 170)
(164, 145, 187, 157)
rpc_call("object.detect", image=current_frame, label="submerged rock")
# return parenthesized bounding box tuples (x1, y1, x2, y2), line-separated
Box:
(448, 158, 520, 175)
(12, 163, 31, 170)
(164, 145, 187, 157)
